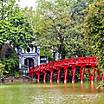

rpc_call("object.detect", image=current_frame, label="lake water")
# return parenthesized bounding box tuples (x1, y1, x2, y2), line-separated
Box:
(0, 83, 104, 104)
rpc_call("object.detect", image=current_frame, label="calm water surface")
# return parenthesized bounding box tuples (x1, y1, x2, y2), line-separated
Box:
(0, 83, 104, 104)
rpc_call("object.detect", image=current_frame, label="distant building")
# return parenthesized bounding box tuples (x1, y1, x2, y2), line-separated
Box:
(16, 45, 40, 70)
(40, 56, 48, 64)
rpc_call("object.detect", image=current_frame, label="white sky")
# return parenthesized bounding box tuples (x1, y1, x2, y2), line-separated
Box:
(18, 0, 37, 9)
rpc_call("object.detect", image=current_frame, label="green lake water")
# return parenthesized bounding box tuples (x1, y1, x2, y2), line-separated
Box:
(0, 83, 104, 104)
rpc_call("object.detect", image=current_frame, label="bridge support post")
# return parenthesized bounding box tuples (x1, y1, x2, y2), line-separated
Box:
(64, 67, 68, 84)
(31, 73, 34, 79)
(93, 68, 96, 79)
(88, 68, 91, 77)
(80, 67, 85, 84)
(88, 68, 94, 85)
(90, 67, 96, 85)
(50, 71, 53, 84)
(97, 69, 100, 81)
(57, 70, 60, 84)
(72, 66, 76, 84)
(90, 75, 94, 85)
(37, 73, 40, 83)
(102, 71, 104, 81)
(43, 72, 46, 83)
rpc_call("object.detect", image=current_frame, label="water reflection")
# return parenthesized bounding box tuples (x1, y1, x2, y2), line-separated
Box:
(80, 83, 85, 92)
(36, 83, 103, 94)
(0, 83, 103, 104)
(72, 83, 76, 92)
(90, 84, 96, 93)
(30, 85, 101, 104)
(30, 83, 103, 104)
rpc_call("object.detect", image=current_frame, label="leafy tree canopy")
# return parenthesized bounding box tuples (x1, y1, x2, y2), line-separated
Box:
(84, 1, 104, 69)
(0, 0, 34, 76)
(0, 0, 34, 48)
(24, 0, 91, 58)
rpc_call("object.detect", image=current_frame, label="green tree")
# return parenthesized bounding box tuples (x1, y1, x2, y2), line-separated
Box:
(24, 0, 88, 59)
(0, 0, 34, 48)
(0, 0, 34, 76)
(83, 1, 104, 69)
(0, 0, 16, 20)
(0, 63, 5, 77)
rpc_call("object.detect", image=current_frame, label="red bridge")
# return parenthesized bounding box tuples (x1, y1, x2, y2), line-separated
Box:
(29, 56, 100, 84)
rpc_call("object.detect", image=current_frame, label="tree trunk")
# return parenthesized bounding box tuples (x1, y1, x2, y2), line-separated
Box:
(58, 44, 66, 59)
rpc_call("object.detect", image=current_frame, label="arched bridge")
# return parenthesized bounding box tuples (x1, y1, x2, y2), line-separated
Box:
(29, 56, 100, 84)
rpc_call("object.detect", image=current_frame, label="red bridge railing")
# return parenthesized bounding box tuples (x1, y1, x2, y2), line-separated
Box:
(29, 56, 100, 84)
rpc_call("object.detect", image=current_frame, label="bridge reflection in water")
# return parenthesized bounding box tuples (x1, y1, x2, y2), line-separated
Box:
(0, 83, 104, 104)
(30, 83, 103, 104)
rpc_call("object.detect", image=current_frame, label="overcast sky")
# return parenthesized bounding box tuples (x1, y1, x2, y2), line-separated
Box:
(18, 0, 37, 9)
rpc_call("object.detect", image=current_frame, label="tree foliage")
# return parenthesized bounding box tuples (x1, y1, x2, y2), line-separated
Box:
(24, 0, 90, 59)
(0, 63, 5, 77)
(0, 0, 34, 76)
(83, 2, 104, 69)
(0, 0, 34, 48)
